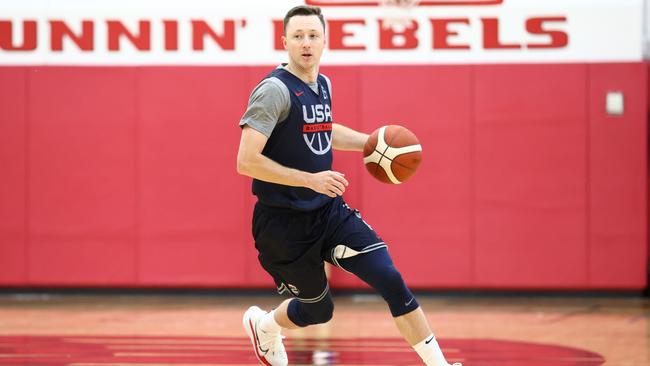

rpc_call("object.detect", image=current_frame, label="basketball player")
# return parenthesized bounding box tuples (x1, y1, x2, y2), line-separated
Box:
(237, 5, 461, 366)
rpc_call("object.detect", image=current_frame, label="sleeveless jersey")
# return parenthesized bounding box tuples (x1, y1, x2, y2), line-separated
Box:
(252, 67, 334, 211)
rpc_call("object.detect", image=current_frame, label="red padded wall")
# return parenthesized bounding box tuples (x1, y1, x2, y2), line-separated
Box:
(474, 64, 588, 288)
(0, 68, 27, 284)
(588, 63, 647, 288)
(28, 68, 138, 285)
(0, 63, 646, 289)
(136, 67, 249, 287)
(356, 66, 474, 289)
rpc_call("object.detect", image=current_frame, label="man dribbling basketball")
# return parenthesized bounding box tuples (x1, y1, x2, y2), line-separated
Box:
(236, 5, 461, 366)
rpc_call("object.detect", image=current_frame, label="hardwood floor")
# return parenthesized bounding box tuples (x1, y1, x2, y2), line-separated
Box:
(0, 293, 647, 365)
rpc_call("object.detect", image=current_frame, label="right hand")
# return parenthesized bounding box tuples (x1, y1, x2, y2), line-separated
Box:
(308, 170, 349, 197)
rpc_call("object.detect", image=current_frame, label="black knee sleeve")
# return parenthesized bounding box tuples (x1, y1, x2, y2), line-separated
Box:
(287, 293, 334, 327)
(340, 248, 419, 317)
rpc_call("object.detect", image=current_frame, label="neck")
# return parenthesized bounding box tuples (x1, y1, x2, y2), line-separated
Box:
(285, 62, 318, 83)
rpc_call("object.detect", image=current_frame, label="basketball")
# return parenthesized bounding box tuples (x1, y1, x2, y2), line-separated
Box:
(363, 125, 422, 184)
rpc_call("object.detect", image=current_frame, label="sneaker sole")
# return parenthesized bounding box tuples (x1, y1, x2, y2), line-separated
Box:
(243, 306, 273, 366)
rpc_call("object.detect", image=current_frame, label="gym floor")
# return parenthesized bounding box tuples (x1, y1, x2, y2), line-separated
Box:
(0, 292, 647, 365)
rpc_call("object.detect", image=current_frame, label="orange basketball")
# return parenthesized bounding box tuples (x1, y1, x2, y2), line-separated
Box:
(363, 125, 422, 184)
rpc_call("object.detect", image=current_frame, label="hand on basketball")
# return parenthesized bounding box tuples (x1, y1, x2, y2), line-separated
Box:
(309, 171, 349, 197)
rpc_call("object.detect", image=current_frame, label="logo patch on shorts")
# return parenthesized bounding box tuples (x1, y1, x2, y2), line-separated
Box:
(287, 284, 300, 295)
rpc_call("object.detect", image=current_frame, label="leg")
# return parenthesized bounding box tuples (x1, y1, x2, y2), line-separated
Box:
(336, 248, 425, 343)
(337, 248, 459, 366)
(394, 306, 433, 345)
(246, 196, 345, 364)
(276, 291, 335, 328)
(244, 288, 334, 366)
(325, 200, 460, 365)
(246, 201, 334, 365)
(273, 298, 299, 329)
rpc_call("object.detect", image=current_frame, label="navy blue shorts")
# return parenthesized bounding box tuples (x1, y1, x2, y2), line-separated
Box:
(252, 196, 384, 302)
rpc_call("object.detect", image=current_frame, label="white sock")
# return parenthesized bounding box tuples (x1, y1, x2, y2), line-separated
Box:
(412, 333, 450, 366)
(259, 309, 282, 334)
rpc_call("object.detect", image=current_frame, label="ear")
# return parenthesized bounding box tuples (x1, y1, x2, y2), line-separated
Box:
(282, 35, 288, 50)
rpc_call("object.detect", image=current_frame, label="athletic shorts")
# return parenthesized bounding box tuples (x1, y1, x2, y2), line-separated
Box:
(252, 195, 385, 303)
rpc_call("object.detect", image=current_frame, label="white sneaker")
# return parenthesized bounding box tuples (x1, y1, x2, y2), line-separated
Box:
(243, 306, 288, 366)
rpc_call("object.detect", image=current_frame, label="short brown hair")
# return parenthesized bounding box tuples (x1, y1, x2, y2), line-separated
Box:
(283, 5, 326, 35)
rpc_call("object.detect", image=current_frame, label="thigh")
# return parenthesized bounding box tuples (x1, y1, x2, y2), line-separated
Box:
(323, 198, 386, 267)
(263, 256, 329, 302)
(253, 204, 329, 301)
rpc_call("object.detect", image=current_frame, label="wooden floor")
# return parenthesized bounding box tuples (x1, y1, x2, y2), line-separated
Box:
(0, 292, 647, 365)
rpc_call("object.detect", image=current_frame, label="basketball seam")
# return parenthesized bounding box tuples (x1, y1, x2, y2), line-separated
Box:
(377, 126, 402, 167)
(391, 152, 419, 171)
(371, 154, 381, 177)
(378, 145, 390, 167)
(374, 148, 393, 161)
(392, 161, 416, 172)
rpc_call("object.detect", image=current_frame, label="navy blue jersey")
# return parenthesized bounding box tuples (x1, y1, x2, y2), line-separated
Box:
(252, 67, 333, 211)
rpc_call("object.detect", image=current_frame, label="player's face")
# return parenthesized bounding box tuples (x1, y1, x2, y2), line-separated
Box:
(283, 15, 326, 72)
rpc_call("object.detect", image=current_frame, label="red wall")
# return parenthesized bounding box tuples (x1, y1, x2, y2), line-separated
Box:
(0, 63, 646, 290)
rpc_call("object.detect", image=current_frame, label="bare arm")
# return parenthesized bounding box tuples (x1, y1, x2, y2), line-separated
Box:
(332, 123, 369, 152)
(236, 126, 349, 197)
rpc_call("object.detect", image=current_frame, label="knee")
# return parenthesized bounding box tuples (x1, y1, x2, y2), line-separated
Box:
(308, 298, 334, 324)
(287, 296, 334, 327)
(357, 256, 408, 299)
(377, 263, 406, 288)
(343, 250, 418, 317)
